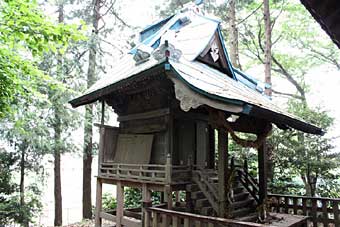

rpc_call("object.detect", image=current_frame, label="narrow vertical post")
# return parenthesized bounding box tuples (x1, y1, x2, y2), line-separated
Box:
(258, 141, 268, 219)
(95, 100, 105, 227)
(217, 129, 228, 218)
(243, 158, 248, 174)
(97, 100, 105, 174)
(116, 181, 124, 227)
(165, 153, 172, 184)
(165, 187, 172, 210)
(94, 178, 102, 227)
(142, 184, 152, 227)
(165, 153, 172, 209)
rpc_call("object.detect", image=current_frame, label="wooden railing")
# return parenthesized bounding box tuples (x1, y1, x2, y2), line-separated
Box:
(144, 207, 274, 227)
(268, 194, 340, 227)
(236, 169, 259, 204)
(192, 169, 219, 213)
(100, 162, 191, 184)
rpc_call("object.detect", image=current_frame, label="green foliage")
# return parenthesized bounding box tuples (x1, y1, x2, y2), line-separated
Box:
(0, 150, 42, 225)
(269, 99, 339, 197)
(124, 188, 142, 208)
(0, 0, 84, 118)
(102, 193, 117, 211)
(124, 188, 161, 209)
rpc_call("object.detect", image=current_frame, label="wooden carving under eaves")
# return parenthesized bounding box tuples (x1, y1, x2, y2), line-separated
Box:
(208, 108, 272, 148)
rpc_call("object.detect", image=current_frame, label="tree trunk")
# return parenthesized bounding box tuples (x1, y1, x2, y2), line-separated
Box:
(54, 127, 62, 226)
(19, 146, 29, 227)
(54, 5, 64, 226)
(263, 0, 274, 188)
(228, 0, 241, 69)
(301, 174, 311, 196)
(82, 0, 101, 219)
(263, 0, 272, 96)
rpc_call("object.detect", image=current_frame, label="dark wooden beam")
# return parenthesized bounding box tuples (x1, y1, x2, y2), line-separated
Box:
(218, 129, 228, 218)
(258, 141, 268, 218)
(229, 115, 270, 134)
(117, 108, 170, 122)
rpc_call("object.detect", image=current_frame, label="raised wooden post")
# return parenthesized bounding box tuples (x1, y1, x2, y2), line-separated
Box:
(165, 153, 172, 185)
(94, 178, 102, 227)
(165, 153, 173, 209)
(217, 129, 228, 218)
(97, 100, 105, 174)
(116, 181, 124, 227)
(95, 101, 105, 227)
(142, 184, 152, 227)
(258, 141, 268, 219)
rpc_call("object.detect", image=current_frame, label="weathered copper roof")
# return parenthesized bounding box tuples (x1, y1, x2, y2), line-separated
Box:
(70, 5, 323, 135)
(301, 0, 340, 49)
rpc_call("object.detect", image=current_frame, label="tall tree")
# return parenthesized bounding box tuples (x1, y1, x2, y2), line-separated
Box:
(53, 4, 65, 226)
(0, 104, 47, 226)
(82, 0, 101, 219)
(239, 1, 339, 197)
(72, 0, 134, 218)
(228, 0, 241, 69)
(0, 0, 83, 226)
(263, 0, 272, 96)
(0, 0, 81, 119)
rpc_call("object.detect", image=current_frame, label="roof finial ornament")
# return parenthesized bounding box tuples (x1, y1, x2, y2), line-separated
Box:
(152, 40, 182, 62)
(181, 0, 205, 15)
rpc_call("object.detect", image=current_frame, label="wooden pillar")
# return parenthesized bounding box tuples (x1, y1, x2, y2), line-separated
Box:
(94, 178, 102, 227)
(95, 101, 105, 227)
(165, 154, 172, 209)
(217, 129, 228, 218)
(165, 187, 172, 209)
(258, 141, 268, 218)
(142, 184, 152, 227)
(116, 181, 124, 227)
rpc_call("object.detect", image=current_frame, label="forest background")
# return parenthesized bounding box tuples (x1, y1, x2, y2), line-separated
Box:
(0, 0, 339, 226)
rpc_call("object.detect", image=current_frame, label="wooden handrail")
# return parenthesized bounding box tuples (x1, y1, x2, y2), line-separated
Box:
(268, 193, 340, 202)
(268, 194, 340, 227)
(145, 207, 275, 227)
(235, 168, 260, 203)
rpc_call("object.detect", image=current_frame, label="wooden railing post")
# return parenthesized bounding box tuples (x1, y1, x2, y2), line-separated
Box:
(165, 153, 172, 184)
(267, 194, 340, 226)
(165, 153, 173, 209)
(186, 155, 194, 212)
(142, 184, 152, 227)
(333, 200, 339, 227)
(243, 158, 248, 174)
(97, 100, 105, 175)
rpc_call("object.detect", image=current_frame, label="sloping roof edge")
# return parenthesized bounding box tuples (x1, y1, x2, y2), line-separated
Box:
(168, 63, 323, 135)
(69, 62, 166, 108)
(301, 0, 340, 49)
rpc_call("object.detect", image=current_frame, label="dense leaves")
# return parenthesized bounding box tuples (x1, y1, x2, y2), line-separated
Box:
(0, 0, 83, 118)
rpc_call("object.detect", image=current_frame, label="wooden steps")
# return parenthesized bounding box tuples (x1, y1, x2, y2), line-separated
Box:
(186, 169, 258, 221)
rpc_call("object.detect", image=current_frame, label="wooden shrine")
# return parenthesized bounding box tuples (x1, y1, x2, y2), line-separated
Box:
(70, 2, 339, 227)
